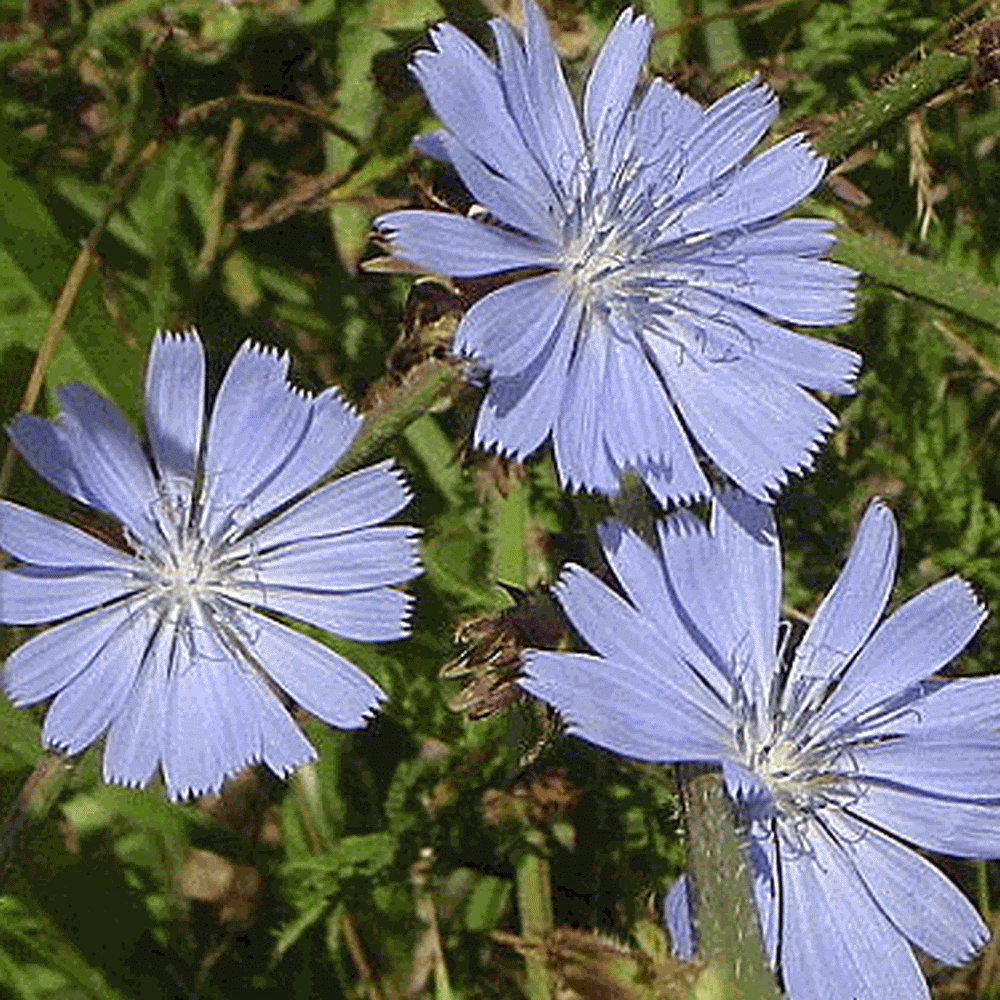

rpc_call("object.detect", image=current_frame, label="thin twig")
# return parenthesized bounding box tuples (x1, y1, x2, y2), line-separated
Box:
(0, 753, 74, 888)
(0, 137, 162, 499)
(933, 319, 1000, 386)
(341, 912, 385, 1000)
(178, 92, 361, 149)
(194, 116, 245, 282)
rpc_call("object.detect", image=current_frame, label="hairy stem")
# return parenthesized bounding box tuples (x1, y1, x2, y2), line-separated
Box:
(680, 768, 782, 1000)
(516, 831, 554, 1000)
(812, 49, 972, 163)
(832, 228, 1000, 330)
(331, 359, 463, 480)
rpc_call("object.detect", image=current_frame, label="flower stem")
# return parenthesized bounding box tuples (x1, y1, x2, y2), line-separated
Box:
(811, 48, 972, 163)
(515, 831, 554, 1000)
(331, 359, 462, 480)
(831, 227, 1000, 330)
(680, 767, 781, 1000)
(0, 752, 74, 887)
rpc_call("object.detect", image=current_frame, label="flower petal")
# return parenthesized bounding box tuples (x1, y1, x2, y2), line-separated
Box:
(719, 298, 859, 394)
(225, 585, 413, 643)
(779, 820, 930, 1000)
(583, 9, 652, 159)
(157, 612, 317, 798)
(667, 135, 826, 240)
(103, 622, 171, 790)
(730, 256, 857, 327)
(823, 576, 986, 720)
(634, 78, 704, 157)
(231, 387, 362, 530)
(591, 316, 710, 505)
(2, 600, 143, 706)
(649, 282, 860, 394)
(0, 567, 139, 624)
(6, 414, 90, 506)
(374, 210, 553, 277)
(200, 342, 312, 536)
(551, 323, 623, 494)
(712, 216, 838, 258)
(553, 562, 731, 731)
(144, 329, 205, 484)
(240, 461, 411, 552)
(596, 521, 729, 695)
(847, 782, 1000, 858)
(0, 500, 135, 571)
(855, 732, 1000, 801)
(521, 648, 732, 761)
(491, 2, 584, 196)
(880, 676, 1000, 734)
(826, 810, 988, 967)
(455, 273, 570, 377)
(438, 130, 561, 243)
(663, 875, 697, 959)
(747, 820, 779, 966)
(651, 337, 836, 500)
(160, 615, 301, 800)
(240, 525, 420, 591)
(55, 384, 160, 540)
(412, 22, 554, 205)
(655, 509, 741, 670)
(41, 607, 156, 754)
(231, 609, 386, 728)
(713, 490, 780, 705)
(667, 77, 781, 204)
(475, 291, 583, 460)
(791, 499, 898, 693)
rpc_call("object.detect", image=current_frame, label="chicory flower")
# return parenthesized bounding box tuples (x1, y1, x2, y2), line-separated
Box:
(522, 494, 993, 999)
(1, 330, 419, 800)
(375, 2, 860, 504)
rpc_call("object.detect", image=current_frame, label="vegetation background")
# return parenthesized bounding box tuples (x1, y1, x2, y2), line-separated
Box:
(2, 0, 1000, 996)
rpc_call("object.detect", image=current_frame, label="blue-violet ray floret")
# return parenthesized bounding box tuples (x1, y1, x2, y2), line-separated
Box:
(375, 1, 860, 504)
(0, 329, 420, 800)
(521, 493, 994, 1000)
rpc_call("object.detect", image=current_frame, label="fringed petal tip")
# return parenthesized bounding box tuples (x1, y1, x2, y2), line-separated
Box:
(553, 454, 711, 510)
(153, 326, 200, 345)
(740, 407, 839, 503)
(637, 473, 712, 511)
(395, 591, 418, 637)
(162, 745, 321, 801)
(471, 428, 550, 465)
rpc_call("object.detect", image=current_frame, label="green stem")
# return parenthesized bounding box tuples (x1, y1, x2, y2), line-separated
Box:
(331, 359, 462, 480)
(404, 414, 463, 506)
(831, 228, 1000, 330)
(515, 831, 554, 1000)
(812, 49, 971, 163)
(491, 478, 529, 589)
(0, 753, 75, 887)
(977, 859, 991, 917)
(680, 768, 781, 1000)
(701, 0, 742, 70)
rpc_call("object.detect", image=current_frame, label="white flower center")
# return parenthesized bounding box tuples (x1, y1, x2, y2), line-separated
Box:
(140, 487, 228, 617)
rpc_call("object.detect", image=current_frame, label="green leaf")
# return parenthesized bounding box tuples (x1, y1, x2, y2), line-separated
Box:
(0, 698, 42, 772)
(0, 159, 151, 420)
(463, 874, 511, 932)
(0, 890, 133, 1000)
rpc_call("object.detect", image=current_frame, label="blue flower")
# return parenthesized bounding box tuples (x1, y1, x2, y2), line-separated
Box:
(1, 331, 420, 800)
(374, 2, 860, 505)
(521, 494, 994, 1000)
